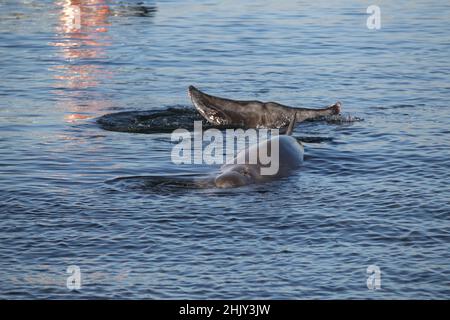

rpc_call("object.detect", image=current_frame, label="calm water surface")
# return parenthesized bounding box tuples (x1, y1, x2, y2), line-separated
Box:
(0, 0, 449, 299)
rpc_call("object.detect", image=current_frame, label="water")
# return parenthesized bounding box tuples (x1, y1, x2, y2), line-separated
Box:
(0, 0, 449, 299)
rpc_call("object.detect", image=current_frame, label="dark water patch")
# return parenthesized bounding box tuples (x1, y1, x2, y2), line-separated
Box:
(97, 106, 236, 133)
(110, 2, 157, 18)
(105, 174, 215, 193)
(296, 136, 333, 143)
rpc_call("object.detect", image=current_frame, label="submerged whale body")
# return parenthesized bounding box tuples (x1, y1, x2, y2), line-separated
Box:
(215, 135, 304, 188)
(214, 113, 304, 188)
(188, 85, 342, 129)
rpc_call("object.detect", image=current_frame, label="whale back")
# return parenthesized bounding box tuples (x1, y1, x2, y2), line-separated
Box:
(222, 135, 303, 176)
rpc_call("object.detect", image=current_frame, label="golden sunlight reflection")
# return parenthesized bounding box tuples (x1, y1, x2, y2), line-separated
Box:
(51, 0, 113, 122)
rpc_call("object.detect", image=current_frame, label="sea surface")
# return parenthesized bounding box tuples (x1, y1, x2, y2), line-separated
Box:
(0, 0, 449, 299)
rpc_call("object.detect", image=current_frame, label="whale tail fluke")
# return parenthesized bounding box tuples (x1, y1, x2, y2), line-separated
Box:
(188, 85, 342, 129)
(188, 85, 237, 126)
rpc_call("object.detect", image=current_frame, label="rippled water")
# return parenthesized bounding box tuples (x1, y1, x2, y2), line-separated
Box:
(1, 0, 449, 299)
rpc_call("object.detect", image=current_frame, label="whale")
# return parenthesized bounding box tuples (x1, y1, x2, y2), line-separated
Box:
(188, 85, 341, 129)
(214, 113, 304, 188)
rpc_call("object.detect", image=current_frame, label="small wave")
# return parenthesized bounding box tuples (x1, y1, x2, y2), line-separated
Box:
(373, 104, 421, 110)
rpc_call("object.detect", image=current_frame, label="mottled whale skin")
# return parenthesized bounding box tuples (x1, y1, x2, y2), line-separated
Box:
(214, 114, 304, 188)
(188, 85, 341, 129)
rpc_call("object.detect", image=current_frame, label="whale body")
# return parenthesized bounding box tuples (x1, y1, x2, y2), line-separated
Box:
(188, 85, 341, 129)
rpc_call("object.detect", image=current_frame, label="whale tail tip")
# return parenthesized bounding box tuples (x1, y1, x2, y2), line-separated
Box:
(189, 85, 204, 96)
(330, 101, 342, 115)
(188, 85, 196, 96)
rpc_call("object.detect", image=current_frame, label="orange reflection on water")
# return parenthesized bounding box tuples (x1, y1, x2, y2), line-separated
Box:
(56, 0, 110, 34)
(64, 113, 91, 122)
(51, 0, 113, 121)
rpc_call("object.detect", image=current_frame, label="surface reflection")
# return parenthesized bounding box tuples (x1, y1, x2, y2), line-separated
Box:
(51, 0, 113, 122)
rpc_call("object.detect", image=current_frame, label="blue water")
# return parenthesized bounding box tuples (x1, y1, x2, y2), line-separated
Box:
(1, 0, 449, 299)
